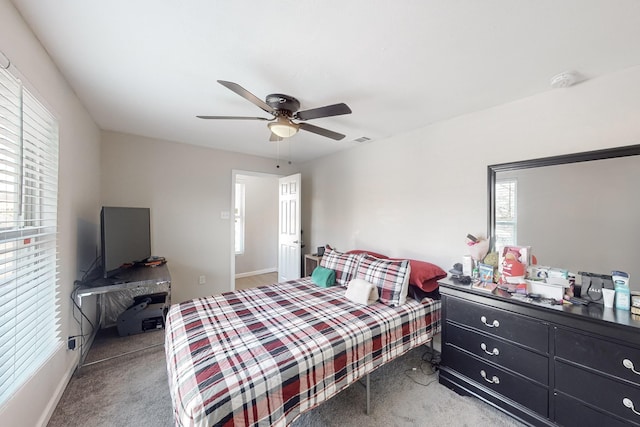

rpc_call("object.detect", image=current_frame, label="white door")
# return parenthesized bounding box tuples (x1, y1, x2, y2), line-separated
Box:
(278, 173, 301, 282)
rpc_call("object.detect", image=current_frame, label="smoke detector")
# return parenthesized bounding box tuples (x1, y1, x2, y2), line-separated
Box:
(550, 71, 578, 89)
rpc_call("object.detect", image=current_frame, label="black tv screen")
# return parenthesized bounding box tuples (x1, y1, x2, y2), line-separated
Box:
(101, 207, 151, 278)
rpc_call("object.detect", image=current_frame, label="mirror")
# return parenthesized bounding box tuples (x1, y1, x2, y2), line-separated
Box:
(488, 145, 640, 291)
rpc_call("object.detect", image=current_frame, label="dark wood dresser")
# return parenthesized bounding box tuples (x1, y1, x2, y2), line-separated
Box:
(438, 277, 640, 426)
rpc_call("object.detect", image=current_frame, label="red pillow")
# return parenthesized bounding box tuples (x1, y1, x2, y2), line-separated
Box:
(346, 249, 389, 259)
(390, 258, 447, 293)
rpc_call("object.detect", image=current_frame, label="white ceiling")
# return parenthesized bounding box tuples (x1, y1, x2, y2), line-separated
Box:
(10, 0, 640, 163)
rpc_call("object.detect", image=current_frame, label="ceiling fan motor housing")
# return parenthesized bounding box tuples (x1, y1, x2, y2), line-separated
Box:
(266, 94, 300, 116)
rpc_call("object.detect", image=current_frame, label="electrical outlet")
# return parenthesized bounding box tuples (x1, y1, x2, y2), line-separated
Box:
(199, 275, 206, 285)
(67, 337, 76, 351)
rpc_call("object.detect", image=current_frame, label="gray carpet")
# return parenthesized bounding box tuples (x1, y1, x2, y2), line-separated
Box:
(48, 328, 524, 427)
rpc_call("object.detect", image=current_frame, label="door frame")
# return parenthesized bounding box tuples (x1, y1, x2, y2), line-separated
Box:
(230, 169, 283, 291)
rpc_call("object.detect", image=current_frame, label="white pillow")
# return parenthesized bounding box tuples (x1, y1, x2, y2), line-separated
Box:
(345, 279, 379, 305)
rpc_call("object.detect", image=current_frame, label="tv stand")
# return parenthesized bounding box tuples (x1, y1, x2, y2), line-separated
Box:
(74, 263, 171, 370)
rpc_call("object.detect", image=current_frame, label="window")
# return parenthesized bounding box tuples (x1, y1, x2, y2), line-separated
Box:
(495, 178, 517, 247)
(234, 182, 245, 254)
(0, 67, 60, 405)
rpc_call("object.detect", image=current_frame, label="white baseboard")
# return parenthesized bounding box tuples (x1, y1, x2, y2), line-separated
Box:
(39, 354, 76, 427)
(235, 267, 277, 279)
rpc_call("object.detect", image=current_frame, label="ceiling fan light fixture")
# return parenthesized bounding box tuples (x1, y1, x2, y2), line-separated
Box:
(268, 116, 299, 138)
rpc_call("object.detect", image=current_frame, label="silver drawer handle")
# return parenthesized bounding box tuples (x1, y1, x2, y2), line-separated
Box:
(623, 359, 640, 376)
(480, 370, 500, 384)
(480, 316, 499, 328)
(480, 342, 500, 356)
(623, 398, 640, 416)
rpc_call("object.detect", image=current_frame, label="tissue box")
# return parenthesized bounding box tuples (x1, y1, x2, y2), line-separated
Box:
(526, 279, 566, 300)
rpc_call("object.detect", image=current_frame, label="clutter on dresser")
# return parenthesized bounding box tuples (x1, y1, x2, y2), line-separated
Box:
(448, 263, 471, 284)
(497, 244, 531, 282)
(612, 270, 631, 310)
(455, 236, 633, 310)
(466, 233, 489, 262)
(577, 271, 613, 304)
(631, 294, 640, 316)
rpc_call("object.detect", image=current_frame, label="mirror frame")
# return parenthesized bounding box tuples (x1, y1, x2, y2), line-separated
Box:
(487, 144, 640, 250)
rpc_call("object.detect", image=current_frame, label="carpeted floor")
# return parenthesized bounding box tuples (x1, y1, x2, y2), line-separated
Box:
(48, 328, 525, 427)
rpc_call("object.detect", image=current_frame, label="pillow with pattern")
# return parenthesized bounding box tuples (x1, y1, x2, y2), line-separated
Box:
(346, 249, 389, 259)
(355, 254, 411, 306)
(319, 247, 364, 286)
(390, 258, 447, 293)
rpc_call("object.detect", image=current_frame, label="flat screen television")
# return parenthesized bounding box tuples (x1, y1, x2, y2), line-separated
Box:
(100, 206, 151, 278)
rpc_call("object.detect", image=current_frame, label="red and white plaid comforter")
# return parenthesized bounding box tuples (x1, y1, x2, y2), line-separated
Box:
(165, 278, 441, 426)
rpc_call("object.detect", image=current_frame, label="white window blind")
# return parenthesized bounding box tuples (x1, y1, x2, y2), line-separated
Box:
(0, 67, 60, 405)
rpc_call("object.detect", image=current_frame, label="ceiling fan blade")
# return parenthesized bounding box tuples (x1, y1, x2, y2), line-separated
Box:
(269, 132, 283, 142)
(196, 115, 271, 120)
(298, 122, 346, 140)
(294, 103, 352, 121)
(217, 80, 275, 115)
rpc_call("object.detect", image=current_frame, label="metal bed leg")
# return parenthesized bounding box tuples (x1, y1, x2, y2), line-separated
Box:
(366, 373, 370, 415)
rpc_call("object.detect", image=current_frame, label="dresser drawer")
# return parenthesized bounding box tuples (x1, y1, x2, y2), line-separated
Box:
(556, 327, 640, 386)
(446, 296, 549, 352)
(554, 392, 633, 427)
(445, 346, 548, 416)
(446, 322, 548, 385)
(555, 360, 640, 425)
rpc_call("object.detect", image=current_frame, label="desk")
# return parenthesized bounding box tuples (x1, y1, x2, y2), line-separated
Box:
(74, 263, 171, 369)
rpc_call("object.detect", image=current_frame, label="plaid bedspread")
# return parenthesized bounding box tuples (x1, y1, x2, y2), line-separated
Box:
(165, 278, 441, 427)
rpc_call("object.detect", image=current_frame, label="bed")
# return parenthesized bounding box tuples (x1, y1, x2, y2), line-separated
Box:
(165, 250, 443, 426)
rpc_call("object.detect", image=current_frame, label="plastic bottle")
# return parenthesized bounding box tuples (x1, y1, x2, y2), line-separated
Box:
(612, 270, 630, 310)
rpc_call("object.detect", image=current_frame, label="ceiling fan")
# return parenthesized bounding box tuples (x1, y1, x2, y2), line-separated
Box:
(197, 80, 352, 141)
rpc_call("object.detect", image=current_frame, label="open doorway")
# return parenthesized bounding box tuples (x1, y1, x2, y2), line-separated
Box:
(231, 171, 280, 290)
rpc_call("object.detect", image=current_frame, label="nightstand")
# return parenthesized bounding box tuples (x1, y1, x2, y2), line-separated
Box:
(304, 254, 321, 277)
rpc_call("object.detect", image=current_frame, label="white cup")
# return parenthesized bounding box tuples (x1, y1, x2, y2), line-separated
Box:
(462, 255, 473, 276)
(602, 288, 615, 308)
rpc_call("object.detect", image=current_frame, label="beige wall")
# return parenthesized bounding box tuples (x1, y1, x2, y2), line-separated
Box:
(234, 174, 279, 276)
(300, 65, 640, 276)
(100, 131, 295, 303)
(0, 1, 102, 425)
